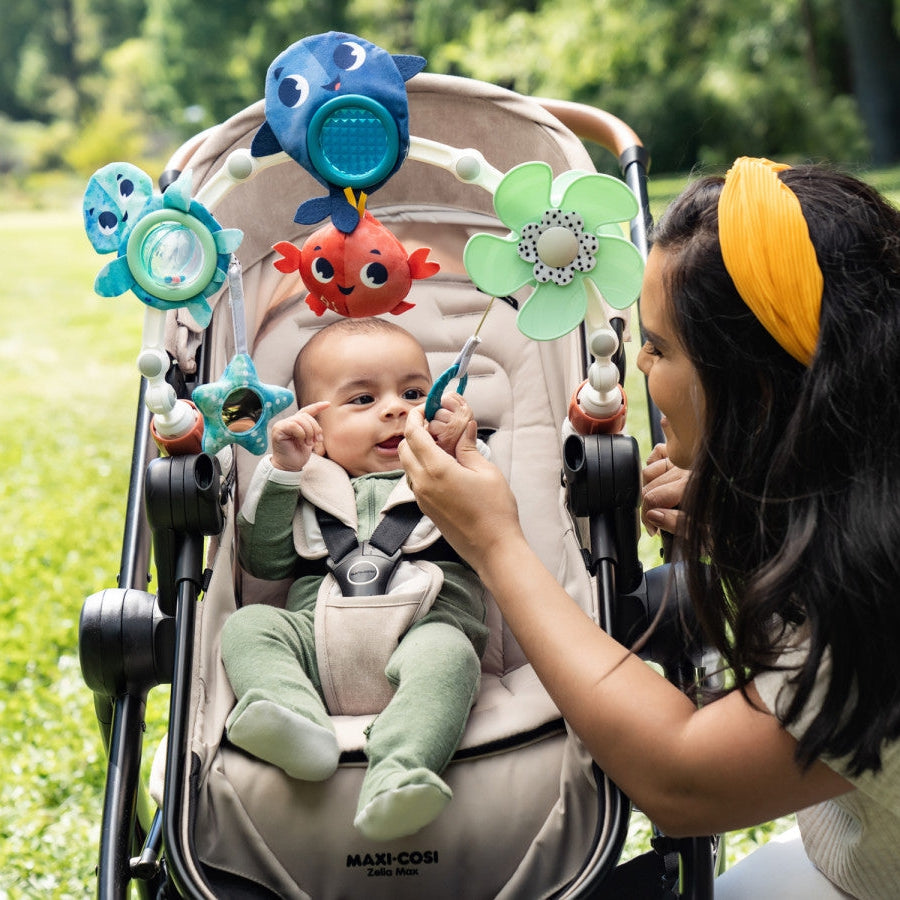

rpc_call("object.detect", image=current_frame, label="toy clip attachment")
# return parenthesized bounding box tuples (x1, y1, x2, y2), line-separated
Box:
(565, 326, 627, 436)
(424, 296, 494, 420)
(424, 335, 481, 421)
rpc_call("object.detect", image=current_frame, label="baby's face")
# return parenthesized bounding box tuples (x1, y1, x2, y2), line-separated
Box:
(302, 331, 431, 476)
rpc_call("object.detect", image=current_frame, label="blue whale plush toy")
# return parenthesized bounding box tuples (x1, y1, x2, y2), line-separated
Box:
(251, 32, 425, 233)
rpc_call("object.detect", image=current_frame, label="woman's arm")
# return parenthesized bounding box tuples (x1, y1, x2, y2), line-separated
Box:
(400, 408, 851, 836)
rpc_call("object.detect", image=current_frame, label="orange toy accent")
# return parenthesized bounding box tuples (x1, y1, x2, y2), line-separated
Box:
(567, 382, 627, 435)
(151, 400, 205, 456)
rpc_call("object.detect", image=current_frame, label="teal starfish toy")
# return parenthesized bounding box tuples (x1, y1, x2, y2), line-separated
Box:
(193, 354, 294, 456)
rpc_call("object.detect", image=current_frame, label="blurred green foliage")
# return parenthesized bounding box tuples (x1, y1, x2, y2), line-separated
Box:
(2, 0, 900, 176)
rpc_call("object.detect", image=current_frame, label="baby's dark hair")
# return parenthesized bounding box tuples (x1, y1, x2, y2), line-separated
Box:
(652, 165, 900, 775)
(293, 317, 426, 406)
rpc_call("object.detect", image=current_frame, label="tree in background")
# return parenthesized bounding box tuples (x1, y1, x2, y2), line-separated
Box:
(0, 0, 148, 125)
(431, 0, 873, 171)
(0, 0, 898, 175)
(839, 0, 900, 166)
(142, 0, 349, 127)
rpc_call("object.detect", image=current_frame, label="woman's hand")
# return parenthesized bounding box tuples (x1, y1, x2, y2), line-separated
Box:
(400, 405, 523, 573)
(641, 443, 689, 536)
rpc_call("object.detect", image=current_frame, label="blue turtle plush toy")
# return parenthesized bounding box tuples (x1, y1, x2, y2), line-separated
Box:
(251, 32, 426, 233)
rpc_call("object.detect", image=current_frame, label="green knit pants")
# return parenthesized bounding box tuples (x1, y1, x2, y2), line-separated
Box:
(221, 605, 481, 838)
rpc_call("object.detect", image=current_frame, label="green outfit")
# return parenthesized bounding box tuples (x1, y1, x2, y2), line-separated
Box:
(221, 454, 489, 840)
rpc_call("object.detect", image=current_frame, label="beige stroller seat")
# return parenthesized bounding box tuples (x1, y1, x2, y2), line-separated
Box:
(159, 72, 632, 899)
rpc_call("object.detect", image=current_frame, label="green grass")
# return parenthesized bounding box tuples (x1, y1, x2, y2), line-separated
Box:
(0, 199, 145, 896)
(3, 164, 898, 896)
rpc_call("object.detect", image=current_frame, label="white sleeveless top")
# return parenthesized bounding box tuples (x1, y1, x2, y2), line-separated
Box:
(754, 635, 900, 899)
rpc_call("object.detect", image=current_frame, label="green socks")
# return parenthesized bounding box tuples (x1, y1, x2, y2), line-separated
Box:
(354, 762, 452, 841)
(226, 697, 339, 782)
(227, 702, 452, 839)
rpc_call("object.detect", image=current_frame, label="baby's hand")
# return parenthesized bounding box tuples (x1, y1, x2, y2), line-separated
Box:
(428, 392, 475, 455)
(270, 401, 330, 471)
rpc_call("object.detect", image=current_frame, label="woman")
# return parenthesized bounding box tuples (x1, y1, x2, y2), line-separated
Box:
(400, 158, 900, 897)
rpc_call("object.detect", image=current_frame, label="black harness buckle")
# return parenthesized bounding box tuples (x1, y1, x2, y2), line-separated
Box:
(327, 541, 404, 597)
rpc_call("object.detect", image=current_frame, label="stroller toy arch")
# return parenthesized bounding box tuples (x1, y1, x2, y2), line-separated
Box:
(115, 126, 643, 461)
(192, 133, 506, 209)
(79, 61, 718, 900)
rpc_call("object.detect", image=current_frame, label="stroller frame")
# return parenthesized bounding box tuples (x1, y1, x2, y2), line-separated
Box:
(79, 72, 716, 900)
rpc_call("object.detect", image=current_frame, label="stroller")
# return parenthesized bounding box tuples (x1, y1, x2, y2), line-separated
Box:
(80, 44, 717, 899)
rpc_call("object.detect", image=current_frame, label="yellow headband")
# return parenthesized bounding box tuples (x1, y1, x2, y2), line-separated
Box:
(718, 157, 823, 366)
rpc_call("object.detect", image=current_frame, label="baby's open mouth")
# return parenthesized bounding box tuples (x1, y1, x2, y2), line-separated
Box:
(377, 436, 403, 451)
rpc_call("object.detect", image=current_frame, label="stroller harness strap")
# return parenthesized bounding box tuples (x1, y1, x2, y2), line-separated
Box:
(312, 502, 450, 715)
(318, 502, 428, 597)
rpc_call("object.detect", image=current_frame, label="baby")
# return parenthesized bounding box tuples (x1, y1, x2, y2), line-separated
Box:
(221, 317, 489, 841)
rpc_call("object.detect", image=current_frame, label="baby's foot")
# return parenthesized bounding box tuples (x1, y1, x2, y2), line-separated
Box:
(226, 698, 339, 781)
(354, 764, 451, 840)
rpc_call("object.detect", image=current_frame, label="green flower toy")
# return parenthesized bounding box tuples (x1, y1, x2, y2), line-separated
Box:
(463, 162, 644, 341)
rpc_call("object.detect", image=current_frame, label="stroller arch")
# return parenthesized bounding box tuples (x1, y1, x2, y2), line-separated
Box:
(80, 67, 715, 900)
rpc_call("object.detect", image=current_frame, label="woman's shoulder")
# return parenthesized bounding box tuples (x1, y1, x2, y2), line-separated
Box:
(755, 628, 900, 794)
(753, 625, 815, 730)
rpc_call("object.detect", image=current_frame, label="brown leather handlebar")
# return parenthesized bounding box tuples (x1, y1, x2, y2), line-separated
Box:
(535, 97, 645, 164)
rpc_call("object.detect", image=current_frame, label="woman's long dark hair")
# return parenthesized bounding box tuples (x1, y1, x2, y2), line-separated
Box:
(652, 166, 900, 775)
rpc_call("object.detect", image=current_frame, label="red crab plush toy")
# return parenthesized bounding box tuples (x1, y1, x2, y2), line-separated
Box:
(273, 211, 440, 318)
